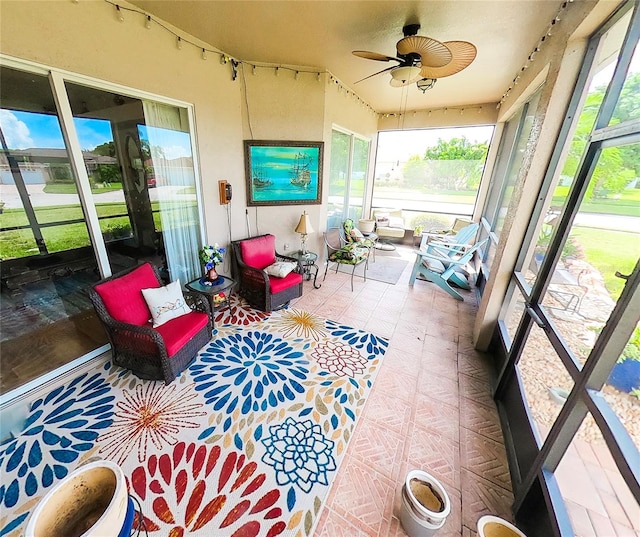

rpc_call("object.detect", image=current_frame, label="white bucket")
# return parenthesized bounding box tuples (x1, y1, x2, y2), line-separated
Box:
(477, 515, 527, 537)
(25, 460, 129, 537)
(398, 470, 451, 537)
(358, 219, 376, 234)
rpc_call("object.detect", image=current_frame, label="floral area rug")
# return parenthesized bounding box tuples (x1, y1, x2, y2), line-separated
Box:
(0, 296, 388, 537)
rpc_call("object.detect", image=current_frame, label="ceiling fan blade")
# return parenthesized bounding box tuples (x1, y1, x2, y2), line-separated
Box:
(354, 65, 397, 84)
(396, 36, 452, 68)
(352, 50, 402, 62)
(419, 41, 477, 78)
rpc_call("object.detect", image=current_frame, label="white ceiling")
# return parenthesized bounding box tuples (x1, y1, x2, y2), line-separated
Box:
(131, 1, 568, 113)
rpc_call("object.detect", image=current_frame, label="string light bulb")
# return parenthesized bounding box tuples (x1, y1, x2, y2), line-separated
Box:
(145, 15, 151, 29)
(115, 4, 124, 22)
(252, 65, 257, 75)
(176, 36, 182, 49)
(202, 48, 207, 60)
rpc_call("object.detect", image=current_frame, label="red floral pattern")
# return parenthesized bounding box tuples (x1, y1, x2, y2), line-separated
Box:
(129, 442, 286, 536)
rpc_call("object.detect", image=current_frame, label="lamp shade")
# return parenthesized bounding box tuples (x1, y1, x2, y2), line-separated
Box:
(295, 212, 313, 235)
(390, 65, 421, 83)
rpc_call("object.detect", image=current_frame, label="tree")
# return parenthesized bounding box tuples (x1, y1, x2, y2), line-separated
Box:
(402, 136, 488, 190)
(92, 141, 116, 158)
(562, 72, 640, 200)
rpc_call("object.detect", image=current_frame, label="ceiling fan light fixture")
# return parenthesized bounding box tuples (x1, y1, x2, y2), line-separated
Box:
(390, 65, 421, 83)
(416, 78, 437, 93)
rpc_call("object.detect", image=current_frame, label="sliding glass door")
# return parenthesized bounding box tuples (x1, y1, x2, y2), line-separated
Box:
(0, 61, 203, 395)
(326, 128, 370, 228)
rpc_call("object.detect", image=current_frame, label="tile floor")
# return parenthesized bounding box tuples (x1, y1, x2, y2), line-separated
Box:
(290, 246, 514, 537)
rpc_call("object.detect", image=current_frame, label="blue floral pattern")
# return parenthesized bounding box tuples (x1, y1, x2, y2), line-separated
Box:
(0, 372, 114, 513)
(261, 417, 336, 493)
(191, 331, 310, 422)
(325, 319, 389, 357)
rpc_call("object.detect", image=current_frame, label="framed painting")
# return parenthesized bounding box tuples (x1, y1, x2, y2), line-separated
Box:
(244, 140, 324, 206)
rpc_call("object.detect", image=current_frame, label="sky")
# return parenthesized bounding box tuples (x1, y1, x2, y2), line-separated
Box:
(376, 125, 495, 164)
(0, 110, 192, 160)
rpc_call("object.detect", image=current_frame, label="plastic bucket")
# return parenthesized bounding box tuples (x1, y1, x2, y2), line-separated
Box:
(25, 460, 130, 537)
(398, 470, 451, 537)
(477, 515, 527, 537)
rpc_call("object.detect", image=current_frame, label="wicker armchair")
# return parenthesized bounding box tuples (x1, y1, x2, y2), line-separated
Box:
(231, 234, 304, 312)
(89, 263, 212, 384)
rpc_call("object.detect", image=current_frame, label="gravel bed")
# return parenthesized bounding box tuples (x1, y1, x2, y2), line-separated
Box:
(510, 261, 639, 448)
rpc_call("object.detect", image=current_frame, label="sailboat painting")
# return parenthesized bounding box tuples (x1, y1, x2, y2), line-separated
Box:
(244, 140, 323, 206)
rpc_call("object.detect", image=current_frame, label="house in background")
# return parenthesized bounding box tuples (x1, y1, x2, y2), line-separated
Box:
(0, 1, 638, 535)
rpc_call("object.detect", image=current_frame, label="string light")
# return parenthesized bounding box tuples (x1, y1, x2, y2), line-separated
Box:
(377, 105, 485, 120)
(97, 0, 372, 111)
(252, 65, 257, 75)
(498, 0, 574, 109)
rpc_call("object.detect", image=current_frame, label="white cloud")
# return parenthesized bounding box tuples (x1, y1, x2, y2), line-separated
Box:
(0, 110, 34, 149)
(162, 144, 191, 160)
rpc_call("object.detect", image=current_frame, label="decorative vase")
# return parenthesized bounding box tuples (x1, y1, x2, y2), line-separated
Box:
(206, 266, 219, 283)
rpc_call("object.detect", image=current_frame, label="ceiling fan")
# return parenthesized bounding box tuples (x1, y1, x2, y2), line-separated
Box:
(353, 24, 476, 90)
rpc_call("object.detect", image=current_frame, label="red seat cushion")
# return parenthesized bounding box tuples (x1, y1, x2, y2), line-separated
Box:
(94, 263, 158, 325)
(269, 271, 303, 293)
(155, 311, 210, 357)
(240, 235, 276, 270)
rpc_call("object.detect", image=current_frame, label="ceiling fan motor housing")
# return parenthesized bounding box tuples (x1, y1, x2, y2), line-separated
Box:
(402, 23, 421, 37)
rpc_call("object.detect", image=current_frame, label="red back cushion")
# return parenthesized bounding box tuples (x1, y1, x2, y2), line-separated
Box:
(94, 263, 159, 325)
(240, 235, 276, 270)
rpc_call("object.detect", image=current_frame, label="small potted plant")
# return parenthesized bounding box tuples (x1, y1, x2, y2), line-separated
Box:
(199, 243, 225, 285)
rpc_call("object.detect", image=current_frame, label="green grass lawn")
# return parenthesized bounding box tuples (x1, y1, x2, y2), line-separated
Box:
(571, 227, 640, 299)
(44, 183, 124, 194)
(553, 186, 640, 217)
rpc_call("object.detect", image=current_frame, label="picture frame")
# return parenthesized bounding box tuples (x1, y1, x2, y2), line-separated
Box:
(244, 140, 324, 206)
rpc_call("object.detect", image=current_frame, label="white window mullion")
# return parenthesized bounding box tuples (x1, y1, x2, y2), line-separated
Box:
(49, 71, 111, 278)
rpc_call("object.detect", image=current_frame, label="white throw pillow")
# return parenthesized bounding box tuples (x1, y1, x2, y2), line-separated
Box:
(375, 212, 390, 227)
(265, 261, 297, 278)
(389, 216, 404, 228)
(141, 279, 191, 327)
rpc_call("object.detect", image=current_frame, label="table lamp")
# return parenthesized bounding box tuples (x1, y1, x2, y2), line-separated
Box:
(294, 211, 314, 255)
